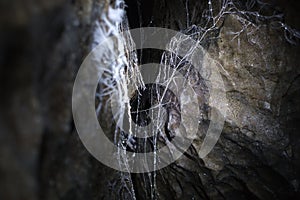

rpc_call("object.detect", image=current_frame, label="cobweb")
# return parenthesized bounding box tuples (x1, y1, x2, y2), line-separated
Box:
(93, 0, 300, 199)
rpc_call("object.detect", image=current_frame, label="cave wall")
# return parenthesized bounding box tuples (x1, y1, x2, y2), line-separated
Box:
(0, 0, 300, 199)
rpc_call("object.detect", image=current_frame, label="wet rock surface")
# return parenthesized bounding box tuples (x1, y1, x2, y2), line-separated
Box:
(1, 0, 300, 199)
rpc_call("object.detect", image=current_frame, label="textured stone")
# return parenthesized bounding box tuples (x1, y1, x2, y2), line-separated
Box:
(1, 0, 300, 199)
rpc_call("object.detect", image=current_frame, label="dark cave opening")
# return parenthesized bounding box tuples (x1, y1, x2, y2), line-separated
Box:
(125, 0, 154, 28)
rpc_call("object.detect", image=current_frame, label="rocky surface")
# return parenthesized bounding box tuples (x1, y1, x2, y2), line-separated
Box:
(204, 13, 300, 199)
(1, 0, 300, 199)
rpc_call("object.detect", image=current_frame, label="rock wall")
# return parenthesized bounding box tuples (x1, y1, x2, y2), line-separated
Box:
(0, 0, 300, 199)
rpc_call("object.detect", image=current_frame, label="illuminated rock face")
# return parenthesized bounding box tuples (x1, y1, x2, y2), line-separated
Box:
(203, 13, 300, 199)
(0, 0, 300, 199)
